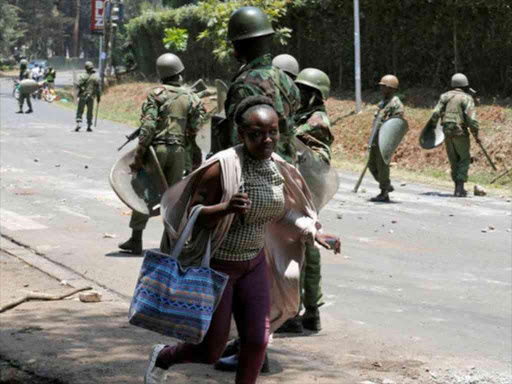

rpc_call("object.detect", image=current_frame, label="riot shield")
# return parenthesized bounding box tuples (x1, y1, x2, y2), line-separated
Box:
(378, 117, 409, 165)
(19, 79, 39, 96)
(109, 146, 168, 216)
(419, 118, 445, 150)
(215, 79, 229, 113)
(208, 79, 230, 157)
(295, 138, 340, 211)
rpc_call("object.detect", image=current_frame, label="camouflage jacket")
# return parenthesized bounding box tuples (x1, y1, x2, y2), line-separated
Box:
(138, 83, 205, 148)
(77, 71, 101, 98)
(377, 95, 404, 122)
(295, 104, 334, 164)
(224, 54, 301, 164)
(19, 69, 30, 81)
(432, 89, 478, 137)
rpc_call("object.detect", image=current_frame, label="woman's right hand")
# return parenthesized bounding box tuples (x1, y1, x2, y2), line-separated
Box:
(226, 193, 251, 215)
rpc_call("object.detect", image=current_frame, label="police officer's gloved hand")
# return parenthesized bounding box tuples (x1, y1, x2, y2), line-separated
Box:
(130, 145, 146, 173)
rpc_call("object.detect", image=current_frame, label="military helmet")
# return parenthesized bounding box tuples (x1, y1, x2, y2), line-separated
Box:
(84, 61, 94, 71)
(272, 54, 299, 77)
(295, 68, 331, 100)
(451, 73, 469, 88)
(20, 59, 28, 67)
(156, 53, 184, 80)
(227, 6, 275, 42)
(379, 74, 399, 89)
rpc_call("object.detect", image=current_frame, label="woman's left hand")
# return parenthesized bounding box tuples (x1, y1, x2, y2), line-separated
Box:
(315, 233, 341, 254)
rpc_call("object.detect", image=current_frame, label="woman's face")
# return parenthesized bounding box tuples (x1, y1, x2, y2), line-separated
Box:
(239, 107, 280, 160)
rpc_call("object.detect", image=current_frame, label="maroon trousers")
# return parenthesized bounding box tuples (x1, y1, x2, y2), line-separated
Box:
(157, 249, 270, 384)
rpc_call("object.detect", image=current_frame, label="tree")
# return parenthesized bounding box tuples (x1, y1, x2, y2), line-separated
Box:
(0, 0, 25, 58)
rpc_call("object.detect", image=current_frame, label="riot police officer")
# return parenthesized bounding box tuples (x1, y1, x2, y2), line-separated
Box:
(219, 6, 300, 164)
(118, 53, 205, 254)
(276, 68, 334, 334)
(368, 74, 405, 202)
(75, 61, 101, 132)
(16, 59, 33, 114)
(430, 73, 479, 197)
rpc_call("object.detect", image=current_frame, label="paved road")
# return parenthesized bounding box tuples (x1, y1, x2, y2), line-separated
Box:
(1, 77, 511, 382)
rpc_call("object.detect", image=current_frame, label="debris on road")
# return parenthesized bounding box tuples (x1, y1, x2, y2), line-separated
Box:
(79, 290, 102, 303)
(391, 220, 397, 224)
(488, 225, 496, 231)
(0, 286, 92, 313)
(103, 233, 116, 239)
(474, 185, 487, 196)
(34, 158, 39, 162)
(337, 214, 343, 219)
(481, 229, 488, 233)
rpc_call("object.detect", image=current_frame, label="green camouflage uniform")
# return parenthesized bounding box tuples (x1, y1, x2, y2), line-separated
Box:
(368, 95, 404, 191)
(130, 83, 205, 230)
(44, 69, 56, 90)
(18, 68, 33, 111)
(75, 71, 101, 127)
(295, 102, 334, 312)
(432, 89, 479, 182)
(223, 54, 301, 164)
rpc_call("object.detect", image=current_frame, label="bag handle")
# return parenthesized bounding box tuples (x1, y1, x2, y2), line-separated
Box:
(170, 205, 212, 267)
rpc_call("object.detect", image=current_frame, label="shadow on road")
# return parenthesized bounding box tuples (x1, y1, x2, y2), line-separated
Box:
(104, 251, 143, 258)
(420, 191, 455, 198)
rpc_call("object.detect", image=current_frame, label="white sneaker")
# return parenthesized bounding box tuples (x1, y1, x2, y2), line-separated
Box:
(144, 344, 168, 384)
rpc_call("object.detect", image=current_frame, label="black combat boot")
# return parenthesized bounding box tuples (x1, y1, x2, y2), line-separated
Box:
(455, 181, 467, 197)
(302, 306, 321, 332)
(86, 125, 93, 132)
(118, 230, 143, 254)
(370, 189, 390, 202)
(75, 123, 81, 132)
(16, 109, 23, 114)
(214, 352, 270, 373)
(274, 315, 303, 333)
(25, 108, 33, 114)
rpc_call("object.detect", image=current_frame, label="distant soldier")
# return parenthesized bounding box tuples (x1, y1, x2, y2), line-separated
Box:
(430, 73, 479, 197)
(272, 54, 300, 81)
(75, 61, 101, 132)
(44, 66, 57, 90)
(118, 53, 205, 254)
(368, 75, 404, 202)
(276, 68, 334, 334)
(16, 59, 33, 114)
(220, 6, 300, 164)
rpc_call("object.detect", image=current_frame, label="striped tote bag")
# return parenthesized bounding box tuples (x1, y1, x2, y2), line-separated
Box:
(128, 205, 228, 344)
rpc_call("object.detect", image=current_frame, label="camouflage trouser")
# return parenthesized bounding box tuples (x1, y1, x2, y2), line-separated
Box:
(445, 135, 471, 182)
(299, 242, 324, 311)
(183, 136, 202, 175)
(18, 93, 33, 111)
(130, 144, 185, 230)
(76, 96, 94, 126)
(368, 143, 392, 191)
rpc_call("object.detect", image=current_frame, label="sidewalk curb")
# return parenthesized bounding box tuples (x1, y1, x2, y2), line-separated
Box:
(0, 234, 127, 303)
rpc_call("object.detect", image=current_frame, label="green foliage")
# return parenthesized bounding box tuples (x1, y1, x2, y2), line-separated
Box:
(195, 0, 291, 61)
(0, 0, 25, 57)
(163, 27, 188, 51)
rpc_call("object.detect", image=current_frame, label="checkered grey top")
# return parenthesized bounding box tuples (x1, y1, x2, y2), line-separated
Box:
(214, 153, 285, 261)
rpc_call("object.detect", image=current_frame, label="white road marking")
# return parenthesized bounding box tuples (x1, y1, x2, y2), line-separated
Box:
(61, 149, 93, 159)
(0, 209, 47, 230)
(57, 206, 92, 220)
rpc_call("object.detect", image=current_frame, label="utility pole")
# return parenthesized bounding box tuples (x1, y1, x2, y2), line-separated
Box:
(353, 0, 362, 113)
(100, 0, 112, 89)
